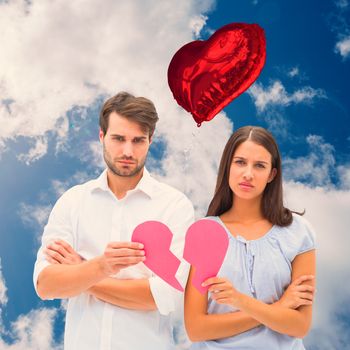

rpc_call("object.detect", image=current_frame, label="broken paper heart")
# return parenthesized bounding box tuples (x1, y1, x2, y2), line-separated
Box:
(168, 23, 266, 126)
(183, 219, 229, 294)
(132, 221, 184, 291)
(131, 219, 229, 293)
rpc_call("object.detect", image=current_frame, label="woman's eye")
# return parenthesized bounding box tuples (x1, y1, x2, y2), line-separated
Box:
(255, 163, 265, 169)
(235, 160, 245, 165)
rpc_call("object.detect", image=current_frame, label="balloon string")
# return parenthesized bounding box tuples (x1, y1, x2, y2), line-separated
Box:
(183, 131, 199, 194)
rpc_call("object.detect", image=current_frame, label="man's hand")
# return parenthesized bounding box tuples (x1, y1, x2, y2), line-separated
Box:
(277, 275, 315, 309)
(98, 242, 145, 276)
(45, 239, 84, 265)
(45, 240, 146, 277)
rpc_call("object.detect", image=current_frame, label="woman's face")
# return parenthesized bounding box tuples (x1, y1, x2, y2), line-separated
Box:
(229, 140, 277, 201)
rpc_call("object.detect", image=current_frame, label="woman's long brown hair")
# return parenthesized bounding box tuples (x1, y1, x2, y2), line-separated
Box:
(207, 126, 301, 226)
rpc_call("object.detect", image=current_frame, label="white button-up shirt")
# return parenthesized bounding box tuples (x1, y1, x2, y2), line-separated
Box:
(33, 168, 195, 350)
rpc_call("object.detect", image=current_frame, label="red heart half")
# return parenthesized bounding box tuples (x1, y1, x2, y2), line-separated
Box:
(168, 23, 266, 126)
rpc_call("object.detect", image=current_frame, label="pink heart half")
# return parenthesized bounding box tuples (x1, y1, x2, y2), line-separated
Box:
(183, 219, 229, 294)
(132, 221, 184, 291)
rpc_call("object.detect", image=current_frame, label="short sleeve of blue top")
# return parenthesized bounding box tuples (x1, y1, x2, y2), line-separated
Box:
(190, 213, 316, 350)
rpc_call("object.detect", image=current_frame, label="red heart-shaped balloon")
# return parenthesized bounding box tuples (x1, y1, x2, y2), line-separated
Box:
(168, 23, 266, 126)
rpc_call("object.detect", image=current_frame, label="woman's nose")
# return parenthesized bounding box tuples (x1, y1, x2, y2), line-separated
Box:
(243, 166, 253, 180)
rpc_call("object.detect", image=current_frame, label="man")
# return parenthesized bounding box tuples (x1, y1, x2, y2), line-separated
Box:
(33, 92, 195, 350)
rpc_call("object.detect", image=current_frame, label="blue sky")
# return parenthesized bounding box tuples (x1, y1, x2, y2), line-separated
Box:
(0, 0, 349, 349)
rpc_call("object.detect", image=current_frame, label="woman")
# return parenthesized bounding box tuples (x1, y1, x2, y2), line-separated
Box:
(185, 126, 316, 349)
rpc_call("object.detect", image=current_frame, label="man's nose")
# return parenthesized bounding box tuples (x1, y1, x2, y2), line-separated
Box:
(122, 142, 134, 158)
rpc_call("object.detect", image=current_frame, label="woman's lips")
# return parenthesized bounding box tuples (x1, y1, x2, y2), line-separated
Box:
(239, 182, 254, 190)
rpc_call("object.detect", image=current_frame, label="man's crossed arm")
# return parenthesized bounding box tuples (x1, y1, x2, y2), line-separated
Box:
(37, 240, 157, 310)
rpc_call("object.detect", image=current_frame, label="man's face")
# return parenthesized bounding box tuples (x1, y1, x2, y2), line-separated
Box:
(100, 112, 151, 177)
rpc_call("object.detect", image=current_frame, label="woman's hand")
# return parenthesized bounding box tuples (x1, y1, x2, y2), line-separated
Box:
(202, 277, 242, 307)
(202, 274, 315, 310)
(277, 275, 315, 309)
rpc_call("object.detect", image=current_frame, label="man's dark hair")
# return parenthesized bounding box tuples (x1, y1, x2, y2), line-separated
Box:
(99, 92, 159, 138)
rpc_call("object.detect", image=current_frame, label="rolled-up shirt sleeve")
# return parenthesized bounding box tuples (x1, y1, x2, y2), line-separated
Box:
(33, 188, 76, 296)
(149, 194, 195, 315)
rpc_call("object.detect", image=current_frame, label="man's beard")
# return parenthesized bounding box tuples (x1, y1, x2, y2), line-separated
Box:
(103, 146, 146, 178)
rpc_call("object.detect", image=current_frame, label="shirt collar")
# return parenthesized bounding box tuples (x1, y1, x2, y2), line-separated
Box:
(91, 168, 155, 199)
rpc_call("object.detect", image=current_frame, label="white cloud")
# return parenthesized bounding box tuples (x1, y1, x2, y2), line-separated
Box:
(0, 308, 62, 350)
(0, 259, 8, 335)
(1, 259, 61, 349)
(288, 66, 299, 77)
(338, 164, 350, 189)
(335, 36, 350, 58)
(282, 135, 350, 348)
(0, 260, 8, 307)
(248, 80, 326, 112)
(0, 0, 216, 158)
(17, 136, 48, 165)
(284, 182, 350, 350)
(335, 0, 349, 9)
(153, 112, 233, 218)
(18, 203, 52, 229)
(51, 171, 91, 197)
(330, 0, 350, 61)
(283, 135, 350, 190)
(86, 141, 105, 170)
(0, 140, 6, 159)
(54, 116, 70, 155)
(189, 14, 208, 38)
(18, 171, 92, 231)
(284, 135, 336, 187)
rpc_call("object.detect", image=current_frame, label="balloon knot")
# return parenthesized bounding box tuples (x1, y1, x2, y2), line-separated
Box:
(197, 123, 202, 127)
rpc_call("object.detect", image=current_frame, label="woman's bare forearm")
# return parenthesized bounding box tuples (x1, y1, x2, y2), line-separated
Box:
(185, 310, 261, 342)
(235, 293, 311, 338)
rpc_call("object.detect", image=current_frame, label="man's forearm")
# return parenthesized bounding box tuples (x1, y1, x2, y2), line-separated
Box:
(88, 278, 157, 311)
(37, 257, 106, 299)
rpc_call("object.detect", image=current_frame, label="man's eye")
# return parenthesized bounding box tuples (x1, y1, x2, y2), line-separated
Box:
(133, 139, 144, 144)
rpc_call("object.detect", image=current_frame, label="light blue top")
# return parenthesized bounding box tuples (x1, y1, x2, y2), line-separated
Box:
(190, 213, 316, 350)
